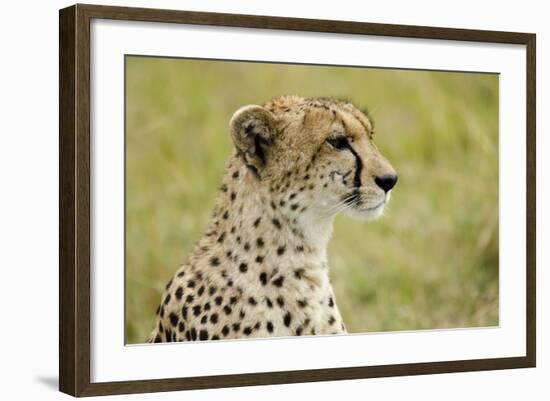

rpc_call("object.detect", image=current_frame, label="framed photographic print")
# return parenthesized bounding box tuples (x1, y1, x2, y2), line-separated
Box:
(59, 3, 536, 397)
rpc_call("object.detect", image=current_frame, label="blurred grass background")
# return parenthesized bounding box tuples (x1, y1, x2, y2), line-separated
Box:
(125, 56, 499, 344)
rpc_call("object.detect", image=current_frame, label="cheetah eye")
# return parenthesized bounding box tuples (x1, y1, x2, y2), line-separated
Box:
(326, 136, 349, 150)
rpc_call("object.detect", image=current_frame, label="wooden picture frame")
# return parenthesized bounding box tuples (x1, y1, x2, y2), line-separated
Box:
(59, 3, 536, 397)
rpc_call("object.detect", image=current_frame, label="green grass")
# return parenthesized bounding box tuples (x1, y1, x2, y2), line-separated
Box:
(125, 56, 499, 344)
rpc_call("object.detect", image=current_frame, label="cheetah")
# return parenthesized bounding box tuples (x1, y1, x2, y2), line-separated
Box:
(147, 96, 397, 343)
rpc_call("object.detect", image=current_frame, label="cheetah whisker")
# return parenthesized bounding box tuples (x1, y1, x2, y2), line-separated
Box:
(315, 194, 358, 221)
(323, 194, 357, 215)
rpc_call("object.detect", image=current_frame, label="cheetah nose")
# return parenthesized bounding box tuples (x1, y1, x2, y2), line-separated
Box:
(374, 174, 398, 192)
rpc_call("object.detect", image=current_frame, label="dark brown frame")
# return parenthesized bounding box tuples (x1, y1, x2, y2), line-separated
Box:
(59, 3, 536, 397)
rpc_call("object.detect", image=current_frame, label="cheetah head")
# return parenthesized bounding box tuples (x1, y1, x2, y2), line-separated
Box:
(229, 96, 397, 222)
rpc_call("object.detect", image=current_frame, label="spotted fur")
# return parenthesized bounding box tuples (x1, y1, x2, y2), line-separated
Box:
(147, 96, 397, 343)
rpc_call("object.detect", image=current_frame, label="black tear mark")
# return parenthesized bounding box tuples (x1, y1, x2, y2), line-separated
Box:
(340, 138, 363, 188)
(338, 119, 363, 188)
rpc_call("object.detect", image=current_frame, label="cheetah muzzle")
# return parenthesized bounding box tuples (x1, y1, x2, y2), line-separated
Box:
(147, 96, 397, 343)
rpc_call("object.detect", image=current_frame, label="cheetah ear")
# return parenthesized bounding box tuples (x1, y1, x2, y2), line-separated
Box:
(229, 105, 277, 172)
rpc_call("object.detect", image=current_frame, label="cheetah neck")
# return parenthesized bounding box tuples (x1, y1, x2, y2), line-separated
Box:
(202, 160, 336, 276)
